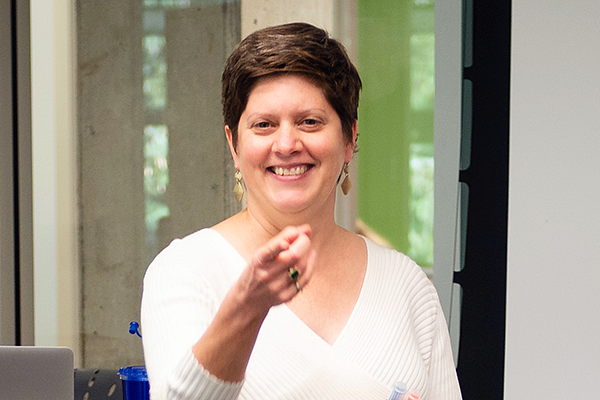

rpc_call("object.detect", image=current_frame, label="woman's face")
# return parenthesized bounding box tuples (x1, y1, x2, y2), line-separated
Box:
(226, 74, 355, 216)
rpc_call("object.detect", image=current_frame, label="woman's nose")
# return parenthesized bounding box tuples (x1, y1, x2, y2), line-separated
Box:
(272, 125, 301, 155)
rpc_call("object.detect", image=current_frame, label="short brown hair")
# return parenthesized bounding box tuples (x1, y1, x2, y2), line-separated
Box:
(222, 22, 362, 149)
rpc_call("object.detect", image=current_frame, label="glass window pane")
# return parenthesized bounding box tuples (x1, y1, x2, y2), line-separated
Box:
(357, 0, 435, 273)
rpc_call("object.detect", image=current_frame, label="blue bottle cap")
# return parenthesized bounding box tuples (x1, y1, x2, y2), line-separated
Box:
(388, 381, 408, 400)
(118, 366, 149, 381)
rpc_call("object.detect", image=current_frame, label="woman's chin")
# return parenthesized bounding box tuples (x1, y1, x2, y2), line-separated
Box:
(266, 192, 315, 214)
(271, 198, 310, 214)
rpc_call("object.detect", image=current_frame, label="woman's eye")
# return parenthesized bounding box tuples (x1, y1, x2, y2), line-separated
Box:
(302, 119, 319, 126)
(255, 122, 271, 129)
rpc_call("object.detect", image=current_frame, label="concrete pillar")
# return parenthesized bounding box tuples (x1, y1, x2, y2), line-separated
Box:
(242, 0, 335, 34)
(77, 1, 242, 368)
(77, 0, 146, 368)
(164, 3, 241, 241)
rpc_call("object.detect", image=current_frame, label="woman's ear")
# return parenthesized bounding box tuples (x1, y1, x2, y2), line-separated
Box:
(225, 125, 238, 167)
(345, 120, 358, 163)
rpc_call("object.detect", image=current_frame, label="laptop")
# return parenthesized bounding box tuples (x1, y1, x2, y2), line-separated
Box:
(0, 346, 74, 400)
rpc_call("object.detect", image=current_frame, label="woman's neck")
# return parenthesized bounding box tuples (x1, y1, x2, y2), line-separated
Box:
(248, 200, 337, 238)
(213, 188, 347, 265)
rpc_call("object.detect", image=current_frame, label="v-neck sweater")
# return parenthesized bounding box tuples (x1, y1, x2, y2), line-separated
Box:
(141, 229, 462, 400)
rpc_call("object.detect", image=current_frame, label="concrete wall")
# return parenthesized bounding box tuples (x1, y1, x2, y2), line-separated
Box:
(77, 0, 147, 368)
(76, 0, 242, 369)
(164, 4, 241, 241)
(505, 0, 600, 397)
(242, 0, 335, 34)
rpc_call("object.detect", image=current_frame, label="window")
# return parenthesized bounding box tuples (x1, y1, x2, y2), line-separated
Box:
(357, 0, 435, 273)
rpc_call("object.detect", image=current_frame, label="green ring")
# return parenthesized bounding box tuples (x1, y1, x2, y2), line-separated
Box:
(289, 267, 300, 281)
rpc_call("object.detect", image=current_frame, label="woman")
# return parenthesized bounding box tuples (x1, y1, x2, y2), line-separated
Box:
(141, 23, 462, 400)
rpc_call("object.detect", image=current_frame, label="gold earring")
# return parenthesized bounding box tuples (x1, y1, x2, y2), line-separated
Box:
(341, 163, 352, 195)
(233, 170, 244, 202)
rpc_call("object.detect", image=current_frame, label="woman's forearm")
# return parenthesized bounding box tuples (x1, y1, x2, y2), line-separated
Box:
(192, 282, 269, 383)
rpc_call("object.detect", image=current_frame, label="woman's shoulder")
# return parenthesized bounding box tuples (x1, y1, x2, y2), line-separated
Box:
(362, 236, 438, 302)
(146, 228, 242, 277)
(362, 237, 424, 276)
(157, 228, 226, 258)
(142, 228, 244, 306)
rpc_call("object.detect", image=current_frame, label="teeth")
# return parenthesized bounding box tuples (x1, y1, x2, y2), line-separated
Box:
(273, 166, 308, 176)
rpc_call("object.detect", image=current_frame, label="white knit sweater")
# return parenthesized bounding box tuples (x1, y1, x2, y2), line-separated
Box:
(141, 229, 462, 400)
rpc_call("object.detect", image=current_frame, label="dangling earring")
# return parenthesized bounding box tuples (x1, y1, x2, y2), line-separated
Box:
(341, 163, 352, 195)
(233, 170, 244, 202)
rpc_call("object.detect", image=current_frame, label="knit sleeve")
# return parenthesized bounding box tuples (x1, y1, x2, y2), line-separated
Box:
(426, 287, 463, 400)
(140, 238, 244, 400)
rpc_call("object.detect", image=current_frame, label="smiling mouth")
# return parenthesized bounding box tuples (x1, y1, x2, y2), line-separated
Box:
(270, 166, 310, 176)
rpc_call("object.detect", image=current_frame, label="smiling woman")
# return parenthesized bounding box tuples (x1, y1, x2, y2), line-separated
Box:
(140, 22, 461, 400)
(227, 74, 352, 217)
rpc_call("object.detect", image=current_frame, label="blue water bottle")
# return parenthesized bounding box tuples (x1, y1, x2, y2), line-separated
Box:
(119, 322, 150, 400)
(119, 366, 150, 400)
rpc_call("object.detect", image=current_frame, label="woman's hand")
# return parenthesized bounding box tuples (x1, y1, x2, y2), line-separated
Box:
(235, 224, 315, 315)
(192, 225, 315, 383)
